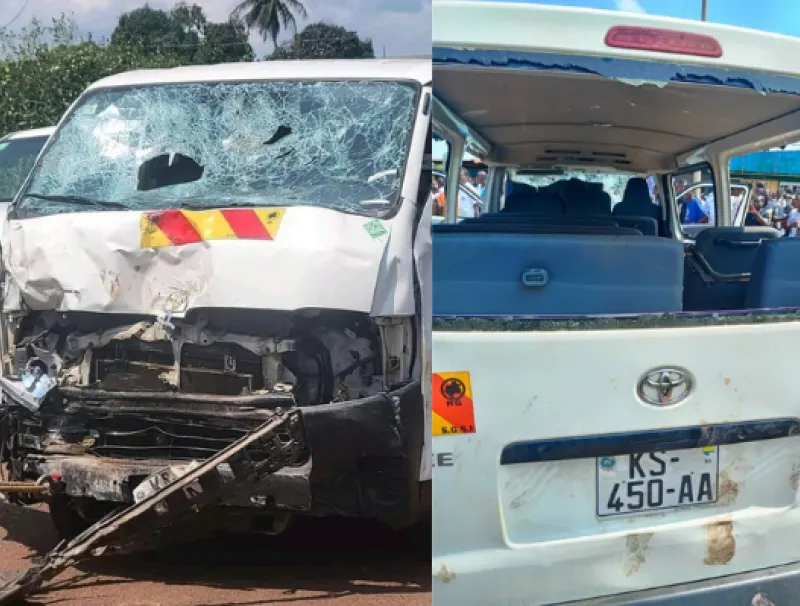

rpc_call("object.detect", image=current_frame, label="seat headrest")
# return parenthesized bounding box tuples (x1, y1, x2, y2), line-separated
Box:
(622, 178, 650, 203)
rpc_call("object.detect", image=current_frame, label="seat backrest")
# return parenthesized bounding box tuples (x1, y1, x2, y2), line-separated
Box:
(433, 223, 641, 236)
(503, 190, 563, 215)
(433, 232, 684, 315)
(463, 213, 619, 228)
(562, 179, 611, 216)
(746, 237, 800, 309)
(474, 212, 655, 235)
(683, 226, 780, 311)
(612, 215, 659, 236)
(613, 177, 661, 221)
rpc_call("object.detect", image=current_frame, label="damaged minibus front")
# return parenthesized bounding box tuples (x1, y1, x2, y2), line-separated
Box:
(0, 58, 433, 539)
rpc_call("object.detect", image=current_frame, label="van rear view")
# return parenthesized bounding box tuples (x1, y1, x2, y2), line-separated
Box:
(432, 2, 800, 604)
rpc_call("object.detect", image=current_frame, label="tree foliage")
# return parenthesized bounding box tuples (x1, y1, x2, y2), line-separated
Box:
(269, 22, 374, 60)
(0, 7, 254, 136)
(111, 3, 253, 64)
(0, 38, 183, 135)
(0, 4, 373, 138)
(232, 0, 307, 46)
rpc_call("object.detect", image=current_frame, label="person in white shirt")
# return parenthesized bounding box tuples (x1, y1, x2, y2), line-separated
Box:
(766, 192, 781, 210)
(458, 169, 481, 217)
(785, 195, 800, 237)
(475, 171, 487, 199)
(701, 189, 716, 225)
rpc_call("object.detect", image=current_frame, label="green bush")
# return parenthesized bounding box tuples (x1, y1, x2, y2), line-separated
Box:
(0, 7, 253, 137)
(0, 41, 184, 135)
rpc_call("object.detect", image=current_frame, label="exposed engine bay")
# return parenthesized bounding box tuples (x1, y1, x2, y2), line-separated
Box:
(0, 308, 411, 512)
(10, 308, 389, 403)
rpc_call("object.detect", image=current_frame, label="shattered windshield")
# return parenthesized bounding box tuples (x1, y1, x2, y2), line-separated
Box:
(0, 135, 49, 202)
(15, 80, 418, 217)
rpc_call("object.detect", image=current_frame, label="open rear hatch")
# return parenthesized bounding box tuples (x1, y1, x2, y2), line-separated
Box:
(432, 25, 800, 603)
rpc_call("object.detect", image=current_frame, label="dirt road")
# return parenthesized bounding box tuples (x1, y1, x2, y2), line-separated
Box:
(0, 503, 431, 605)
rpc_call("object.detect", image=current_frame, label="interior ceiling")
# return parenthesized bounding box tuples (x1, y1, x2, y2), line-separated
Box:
(434, 67, 800, 173)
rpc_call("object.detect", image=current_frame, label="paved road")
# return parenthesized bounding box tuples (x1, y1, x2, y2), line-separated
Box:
(0, 503, 431, 605)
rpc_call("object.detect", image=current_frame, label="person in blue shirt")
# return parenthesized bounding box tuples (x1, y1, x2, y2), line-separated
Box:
(676, 181, 708, 224)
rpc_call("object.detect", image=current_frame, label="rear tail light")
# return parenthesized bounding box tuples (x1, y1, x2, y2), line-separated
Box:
(605, 26, 723, 58)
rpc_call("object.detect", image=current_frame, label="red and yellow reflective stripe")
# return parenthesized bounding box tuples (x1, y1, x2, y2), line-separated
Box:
(140, 208, 286, 248)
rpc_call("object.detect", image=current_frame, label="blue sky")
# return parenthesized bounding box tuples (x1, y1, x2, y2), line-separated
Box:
(525, 0, 800, 37)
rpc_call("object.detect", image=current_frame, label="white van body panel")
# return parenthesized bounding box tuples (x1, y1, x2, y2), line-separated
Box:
(3, 60, 432, 319)
(433, 1, 800, 75)
(433, 322, 800, 604)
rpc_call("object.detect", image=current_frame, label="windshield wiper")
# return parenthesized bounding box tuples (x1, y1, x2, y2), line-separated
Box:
(22, 193, 130, 211)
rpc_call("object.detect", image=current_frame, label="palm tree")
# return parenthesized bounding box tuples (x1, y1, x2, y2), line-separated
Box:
(232, 0, 307, 47)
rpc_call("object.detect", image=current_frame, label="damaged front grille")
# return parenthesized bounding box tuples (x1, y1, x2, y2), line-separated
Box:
(77, 414, 262, 460)
(93, 340, 266, 396)
(16, 389, 308, 465)
(6, 309, 386, 470)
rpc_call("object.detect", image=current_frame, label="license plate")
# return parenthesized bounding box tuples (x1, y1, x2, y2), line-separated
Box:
(596, 447, 720, 517)
(133, 462, 200, 504)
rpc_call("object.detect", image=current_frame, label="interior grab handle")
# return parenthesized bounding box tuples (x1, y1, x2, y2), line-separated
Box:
(521, 269, 549, 287)
(714, 238, 763, 248)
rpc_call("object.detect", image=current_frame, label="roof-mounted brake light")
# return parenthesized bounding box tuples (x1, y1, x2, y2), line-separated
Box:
(605, 26, 723, 58)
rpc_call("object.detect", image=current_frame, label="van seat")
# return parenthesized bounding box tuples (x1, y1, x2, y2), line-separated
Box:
(464, 214, 619, 228)
(468, 213, 657, 236)
(746, 238, 800, 309)
(433, 223, 641, 236)
(683, 227, 780, 311)
(563, 180, 612, 216)
(613, 177, 661, 221)
(610, 216, 658, 236)
(503, 190, 563, 215)
(432, 233, 683, 315)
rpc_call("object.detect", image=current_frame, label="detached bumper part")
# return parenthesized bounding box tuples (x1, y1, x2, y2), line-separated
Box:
(32, 381, 425, 527)
(0, 409, 305, 604)
(300, 380, 425, 526)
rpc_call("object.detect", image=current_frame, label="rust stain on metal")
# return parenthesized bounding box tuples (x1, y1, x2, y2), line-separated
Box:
(704, 520, 735, 565)
(434, 564, 456, 584)
(622, 532, 653, 576)
(717, 469, 739, 507)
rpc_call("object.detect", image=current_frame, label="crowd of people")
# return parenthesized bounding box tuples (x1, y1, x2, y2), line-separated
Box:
(676, 179, 800, 235)
(431, 169, 486, 218)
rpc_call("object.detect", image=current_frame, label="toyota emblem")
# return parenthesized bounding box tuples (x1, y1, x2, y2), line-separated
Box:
(637, 367, 694, 407)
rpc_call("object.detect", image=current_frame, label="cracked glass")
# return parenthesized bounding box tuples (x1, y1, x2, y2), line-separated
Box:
(16, 80, 418, 217)
(0, 135, 49, 202)
(512, 171, 634, 205)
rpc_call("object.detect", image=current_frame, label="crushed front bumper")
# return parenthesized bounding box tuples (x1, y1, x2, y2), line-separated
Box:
(27, 380, 425, 527)
(0, 409, 305, 604)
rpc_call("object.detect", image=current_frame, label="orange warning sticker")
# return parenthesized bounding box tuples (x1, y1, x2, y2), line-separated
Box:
(432, 371, 476, 437)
